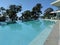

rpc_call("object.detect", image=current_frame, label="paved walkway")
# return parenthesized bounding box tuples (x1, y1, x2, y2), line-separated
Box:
(44, 20, 60, 45)
(59, 21, 60, 45)
(29, 19, 60, 45)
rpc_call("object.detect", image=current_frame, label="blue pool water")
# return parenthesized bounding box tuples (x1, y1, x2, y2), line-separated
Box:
(0, 20, 55, 45)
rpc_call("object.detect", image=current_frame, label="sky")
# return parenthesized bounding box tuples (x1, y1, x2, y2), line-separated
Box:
(0, 0, 58, 16)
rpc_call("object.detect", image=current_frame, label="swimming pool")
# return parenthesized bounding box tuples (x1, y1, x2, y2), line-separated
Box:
(0, 20, 56, 45)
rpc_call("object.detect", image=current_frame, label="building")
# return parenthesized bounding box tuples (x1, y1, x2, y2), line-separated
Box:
(51, 0, 60, 19)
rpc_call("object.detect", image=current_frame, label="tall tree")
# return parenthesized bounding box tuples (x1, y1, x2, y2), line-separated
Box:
(21, 10, 31, 21)
(44, 8, 54, 19)
(31, 3, 42, 20)
(0, 7, 5, 15)
(6, 5, 22, 22)
(0, 7, 7, 22)
(20, 3, 42, 21)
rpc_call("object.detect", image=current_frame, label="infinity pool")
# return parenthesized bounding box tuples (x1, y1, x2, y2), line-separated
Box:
(0, 20, 55, 45)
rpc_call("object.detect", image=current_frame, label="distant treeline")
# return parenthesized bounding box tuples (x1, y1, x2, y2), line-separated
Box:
(0, 3, 56, 24)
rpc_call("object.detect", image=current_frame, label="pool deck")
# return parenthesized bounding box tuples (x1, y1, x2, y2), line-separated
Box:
(44, 20, 59, 45)
(29, 19, 60, 45)
(59, 20, 60, 45)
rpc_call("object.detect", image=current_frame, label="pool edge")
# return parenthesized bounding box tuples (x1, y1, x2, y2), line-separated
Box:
(29, 19, 57, 45)
(44, 20, 59, 45)
(29, 19, 59, 45)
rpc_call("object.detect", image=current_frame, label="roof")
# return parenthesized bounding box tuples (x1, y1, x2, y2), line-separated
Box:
(51, 0, 60, 6)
